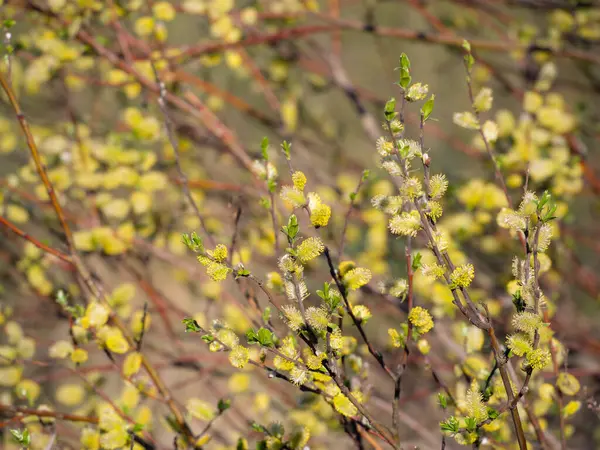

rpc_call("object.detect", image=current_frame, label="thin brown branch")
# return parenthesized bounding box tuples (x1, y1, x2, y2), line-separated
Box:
(0, 404, 99, 424)
(0, 215, 72, 264)
(151, 61, 216, 247)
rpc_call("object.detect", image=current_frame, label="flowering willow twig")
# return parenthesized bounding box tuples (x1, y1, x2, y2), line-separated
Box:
(185, 320, 323, 397)
(186, 197, 399, 447)
(380, 107, 530, 449)
(282, 153, 397, 383)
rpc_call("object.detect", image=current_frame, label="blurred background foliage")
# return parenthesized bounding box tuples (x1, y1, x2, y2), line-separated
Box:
(0, 0, 600, 449)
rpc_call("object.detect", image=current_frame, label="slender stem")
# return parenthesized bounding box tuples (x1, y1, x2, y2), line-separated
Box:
(488, 327, 528, 450)
(0, 215, 72, 264)
(392, 235, 413, 441)
(339, 174, 366, 259)
(0, 404, 98, 424)
(462, 51, 529, 251)
(383, 115, 528, 449)
(323, 247, 395, 380)
(269, 189, 280, 253)
(229, 204, 243, 265)
(150, 62, 216, 247)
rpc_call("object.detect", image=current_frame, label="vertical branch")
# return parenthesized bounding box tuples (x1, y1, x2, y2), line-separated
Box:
(150, 62, 216, 247)
(339, 173, 366, 259)
(487, 326, 528, 450)
(383, 107, 529, 449)
(550, 337, 567, 450)
(464, 73, 512, 208)
(0, 74, 77, 252)
(229, 203, 243, 264)
(269, 189, 280, 253)
(392, 234, 413, 441)
(323, 248, 395, 380)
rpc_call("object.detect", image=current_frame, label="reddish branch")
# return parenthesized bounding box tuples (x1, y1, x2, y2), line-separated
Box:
(0, 215, 72, 264)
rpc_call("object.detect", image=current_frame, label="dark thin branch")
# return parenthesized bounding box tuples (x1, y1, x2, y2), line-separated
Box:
(150, 62, 215, 247)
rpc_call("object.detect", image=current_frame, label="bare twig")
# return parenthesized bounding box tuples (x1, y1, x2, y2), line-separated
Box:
(0, 215, 72, 264)
(150, 62, 216, 247)
(339, 172, 367, 259)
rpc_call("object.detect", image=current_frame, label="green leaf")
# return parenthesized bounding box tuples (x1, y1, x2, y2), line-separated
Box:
(218, 398, 231, 413)
(400, 53, 411, 71)
(10, 428, 30, 445)
(56, 289, 68, 307)
(512, 290, 526, 313)
(487, 407, 500, 420)
(251, 422, 266, 433)
(482, 385, 493, 402)
(399, 144, 410, 158)
(538, 191, 558, 222)
(316, 282, 330, 300)
(282, 214, 299, 241)
(464, 417, 478, 431)
(248, 328, 275, 347)
(257, 328, 275, 347)
(262, 307, 271, 324)
(412, 252, 422, 271)
(246, 329, 259, 344)
(384, 97, 397, 121)
(261, 137, 269, 160)
(201, 334, 215, 343)
(3, 19, 16, 29)
(399, 73, 411, 90)
(182, 318, 202, 333)
(325, 289, 342, 311)
(269, 422, 285, 438)
(536, 190, 551, 210)
(236, 437, 249, 450)
(362, 169, 370, 181)
(131, 423, 145, 433)
(165, 415, 184, 434)
(182, 232, 204, 253)
(236, 268, 251, 279)
(259, 197, 271, 209)
(281, 141, 292, 160)
(440, 416, 459, 434)
(397, 53, 412, 89)
(267, 178, 277, 193)
(421, 94, 435, 121)
(462, 40, 475, 70)
(438, 392, 448, 409)
(72, 304, 85, 318)
(465, 53, 475, 71)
